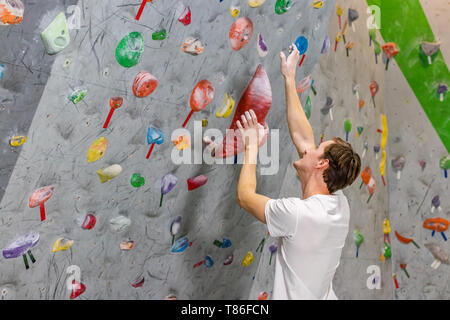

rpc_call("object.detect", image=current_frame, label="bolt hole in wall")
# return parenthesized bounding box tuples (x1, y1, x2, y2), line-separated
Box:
(0, 0, 449, 301)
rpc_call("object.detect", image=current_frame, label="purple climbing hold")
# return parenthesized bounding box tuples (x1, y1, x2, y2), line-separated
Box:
(321, 35, 330, 54)
(3, 233, 40, 259)
(432, 195, 440, 208)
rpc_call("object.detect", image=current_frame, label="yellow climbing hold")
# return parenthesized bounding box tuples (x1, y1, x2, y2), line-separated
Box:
(9, 135, 27, 147)
(248, 0, 266, 8)
(215, 92, 235, 118)
(380, 114, 388, 150)
(87, 137, 107, 163)
(379, 150, 386, 177)
(383, 218, 391, 235)
(230, 6, 240, 18)
(52, 238, 74, 252)
(97, 164, 122, 183)
(242, 251, 254, 266)
(310, 1, 323, 9)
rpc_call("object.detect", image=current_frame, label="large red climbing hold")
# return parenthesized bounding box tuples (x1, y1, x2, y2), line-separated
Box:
(214, 64, 272, 158)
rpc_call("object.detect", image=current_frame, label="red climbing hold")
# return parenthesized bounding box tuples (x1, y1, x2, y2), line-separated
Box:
(214, 64, 272, 158)
(187, 175, 208, 191)
(70, 280, 86, 299)
(178, 6, 191, 26)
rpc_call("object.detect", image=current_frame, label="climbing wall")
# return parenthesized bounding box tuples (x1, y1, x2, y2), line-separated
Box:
(251, 0, 393, 300)
(3, 0, 447, 301)
(0, 0, 334, 299)
(378, 0, 450, 300)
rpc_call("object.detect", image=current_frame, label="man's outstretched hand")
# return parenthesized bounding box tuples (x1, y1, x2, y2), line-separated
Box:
(236, 110, 265, 149)
(280, 43, 300, 81)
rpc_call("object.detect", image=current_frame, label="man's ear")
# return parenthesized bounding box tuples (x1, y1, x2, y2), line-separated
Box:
(315, 158, 329, 170)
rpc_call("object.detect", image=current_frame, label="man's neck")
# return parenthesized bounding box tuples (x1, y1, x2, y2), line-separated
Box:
(300, 177, 331, 199)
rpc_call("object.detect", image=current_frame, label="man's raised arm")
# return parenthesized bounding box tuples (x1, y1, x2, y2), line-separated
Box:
(279, 44, 316, 157)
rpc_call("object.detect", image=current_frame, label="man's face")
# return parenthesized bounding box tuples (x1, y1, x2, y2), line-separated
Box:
(293, 140, 334, 178)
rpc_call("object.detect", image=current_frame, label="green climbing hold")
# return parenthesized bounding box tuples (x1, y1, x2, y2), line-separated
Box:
(115, 32, 144, 68)
(344, 119, 352, 141)
(354, 230, 364, 246)
(374, 40, 381, 55)
(344, 119, 352, 131)
(304, 96, 312, 119)
(357, 126, 364, 135)
(275, 0, 292, 15)
(152, 29, 167, 41)
(439, 155, 450, 170)
(382, 242, 391, 260)
(68, 88, 87, 104)
(353, 229, 364, 257)
(41, 12, 70, 55)
(130, 173, 145, 188)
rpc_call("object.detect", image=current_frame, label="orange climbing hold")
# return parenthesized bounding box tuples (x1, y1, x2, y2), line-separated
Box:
(358, 100, 365, 109)
(394, 231, 420, 248)
(359, 166, 372, 188)
(423, 217, 449, 233)
(0, 0, 24, 25)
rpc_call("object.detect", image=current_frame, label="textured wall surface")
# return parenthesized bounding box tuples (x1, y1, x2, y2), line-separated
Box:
(251, 0, 393, 300)
(0, 0, 334, 299)
(387, 62, 450, 299)
(0, 0, 78, 201)
(385, 1, 450, 299)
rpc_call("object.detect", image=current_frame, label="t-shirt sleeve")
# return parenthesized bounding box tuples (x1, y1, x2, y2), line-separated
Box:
(265, 198, 300, 238)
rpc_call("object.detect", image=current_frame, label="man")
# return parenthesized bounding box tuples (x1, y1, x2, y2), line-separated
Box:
(235, 43, 361, 300)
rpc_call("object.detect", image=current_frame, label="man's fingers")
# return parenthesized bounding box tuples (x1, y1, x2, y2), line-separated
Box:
(249, 110, 258, 127)
(244, 111, 253, 127)
(289, 43, 297, 54)
(236, 120, 244, 138)
(290, 43, 300, 58)
(240, 114, 248, 128)
(280, 51, 287, 66)
(250, 109, 257, 122)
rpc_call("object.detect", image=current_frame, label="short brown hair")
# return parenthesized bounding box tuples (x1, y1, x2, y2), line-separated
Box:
(321, 137, 361, 194)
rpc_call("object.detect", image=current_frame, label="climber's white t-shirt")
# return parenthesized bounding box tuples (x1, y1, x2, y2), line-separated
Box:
(264, 190, 350, 300)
